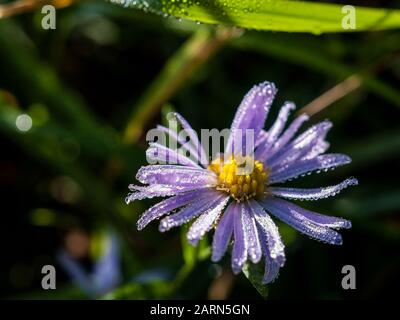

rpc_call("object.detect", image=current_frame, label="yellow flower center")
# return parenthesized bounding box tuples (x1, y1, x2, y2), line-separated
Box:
(208, 156, 269, 202)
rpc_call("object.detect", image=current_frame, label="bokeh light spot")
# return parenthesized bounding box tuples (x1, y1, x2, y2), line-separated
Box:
(15, 114, 32, 132)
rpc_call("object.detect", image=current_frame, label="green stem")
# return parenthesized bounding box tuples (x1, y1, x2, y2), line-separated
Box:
(123, 26, 242, 144)
(232, 33, 400, 109)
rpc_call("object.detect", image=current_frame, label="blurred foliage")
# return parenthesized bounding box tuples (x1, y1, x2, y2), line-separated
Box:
(0, 0, 399, 299)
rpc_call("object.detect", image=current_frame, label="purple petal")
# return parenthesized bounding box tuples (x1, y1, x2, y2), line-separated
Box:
(302, 139, 330, 160)
(255, 102, 295, 160)
(268, 153, 352, 184)
(257, 113, 309, 162)
(156, 125, 203, 166)
(267, 120, 332, 169)
(126, 184, 207, 203)
(260, 197, 343, 245)
(273, 113, 309, 148)
(159, 192, 224, 232)
(93, 234, 121, 294)
(136, 165, 217, 187)
(300, 121, 332, 160)
(267, 197, 351, 230)
(255, 130, 269, 148)
(232, 203, 248, 274)
(225, 82, 277, 155)
(136, 189, 211, 230)
(262, 245, 282, 284)
(248, 199, 285, 266)
(270, 177, 358, 201)
(211, 202, 236, 262)
(255, 223, 282, 284)
(267, 102, 296, 143)
(230, 82, 277, 132)
(57, 251, 94, 296)
(292, 120, 332, 146)
(172, 112, 208, 166)
(242, 203, 262, 263)
(146, 143, 201, 168)
(187, 196, 230, 245)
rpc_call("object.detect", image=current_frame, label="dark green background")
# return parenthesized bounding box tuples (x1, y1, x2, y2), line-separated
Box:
(0, 0, 399, 299)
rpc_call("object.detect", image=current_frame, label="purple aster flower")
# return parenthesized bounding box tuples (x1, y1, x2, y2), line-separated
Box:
(57, 232, 121, 297)
(126, 81, 358, 284)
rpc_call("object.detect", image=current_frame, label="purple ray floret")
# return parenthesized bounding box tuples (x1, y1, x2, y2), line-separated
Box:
(127, 81, 357, 284)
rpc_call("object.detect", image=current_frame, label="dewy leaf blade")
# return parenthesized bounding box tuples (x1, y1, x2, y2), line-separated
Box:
(243, 262, 269, 299)
(110, 0, 400, 33)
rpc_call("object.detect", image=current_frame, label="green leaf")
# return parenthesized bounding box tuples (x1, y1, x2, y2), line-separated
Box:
(243, 262, 268, 299)
(111, 0, 400, 33)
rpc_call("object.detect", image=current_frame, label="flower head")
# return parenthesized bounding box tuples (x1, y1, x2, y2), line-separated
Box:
(126, 81, 358, 284)
(57, 232, 121, 297)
